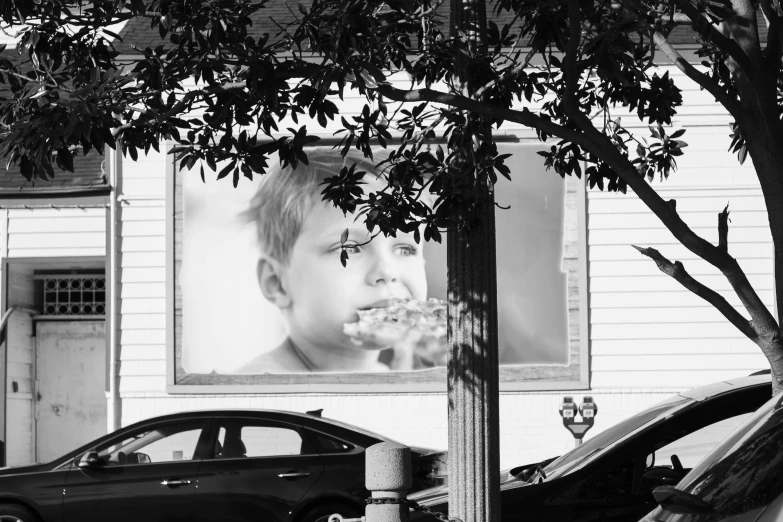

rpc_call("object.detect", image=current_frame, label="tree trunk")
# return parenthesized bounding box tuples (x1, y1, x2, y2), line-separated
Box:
(744, 135, 783, 396)
(447, 194, 501, 522)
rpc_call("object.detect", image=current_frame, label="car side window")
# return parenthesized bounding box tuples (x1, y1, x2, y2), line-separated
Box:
(654, 412, 752, 469)
(214, 420, 311, 459)
(312, 432, 354, 454)
(96, 421, 206, 466)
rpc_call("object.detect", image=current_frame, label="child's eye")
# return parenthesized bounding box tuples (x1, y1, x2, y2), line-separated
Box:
(396, 244, 418, 257)
(340, 243, 362, 254)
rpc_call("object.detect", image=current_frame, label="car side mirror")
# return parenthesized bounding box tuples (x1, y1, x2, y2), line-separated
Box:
(77, 452, 102, 469)
(643, 467, 683, 487)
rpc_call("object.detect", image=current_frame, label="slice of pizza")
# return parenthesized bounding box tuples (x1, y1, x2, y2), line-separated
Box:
(344, 298, 448, 368)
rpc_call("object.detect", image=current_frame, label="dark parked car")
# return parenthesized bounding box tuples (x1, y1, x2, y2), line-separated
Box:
(410, 373, 772, 522)
(0, 409, 446, 522)
(642, 390, 783, 522)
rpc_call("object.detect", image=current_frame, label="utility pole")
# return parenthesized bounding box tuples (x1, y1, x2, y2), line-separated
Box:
(447, 0, 501, 519)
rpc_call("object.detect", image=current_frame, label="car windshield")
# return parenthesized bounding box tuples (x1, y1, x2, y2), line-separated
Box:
(661, 394, 783, 519)
(541, 395, 692, 481)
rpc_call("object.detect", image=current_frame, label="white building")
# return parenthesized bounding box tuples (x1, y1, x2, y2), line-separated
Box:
(0, 14, 774, 469)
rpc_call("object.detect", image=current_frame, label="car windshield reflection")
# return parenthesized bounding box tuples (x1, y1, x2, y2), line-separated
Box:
(540, 396, 692, 481)
(665, 395, 783, 520)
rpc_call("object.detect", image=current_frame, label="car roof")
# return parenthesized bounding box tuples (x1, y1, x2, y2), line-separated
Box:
(678, 373, 771, 402)
(123, 408, 397, 442)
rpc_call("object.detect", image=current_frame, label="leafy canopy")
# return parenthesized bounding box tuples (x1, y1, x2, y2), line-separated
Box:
(0, 0, 780, 240)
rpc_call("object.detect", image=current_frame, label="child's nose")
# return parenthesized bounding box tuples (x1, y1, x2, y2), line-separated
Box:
(366, 256, 399, 285)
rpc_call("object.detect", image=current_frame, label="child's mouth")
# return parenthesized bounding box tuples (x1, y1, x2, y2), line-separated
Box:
(360, 297, 406, 310)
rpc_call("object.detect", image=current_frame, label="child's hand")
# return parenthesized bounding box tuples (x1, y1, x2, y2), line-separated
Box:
(387, 331, 447, 370)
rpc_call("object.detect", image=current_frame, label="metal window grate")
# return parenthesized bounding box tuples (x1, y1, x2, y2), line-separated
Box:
(42, 275, 106, 316)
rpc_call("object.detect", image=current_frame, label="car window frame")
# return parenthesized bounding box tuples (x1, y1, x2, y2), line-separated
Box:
(70, 417, 214, 469)
(579, 385, 773, 501)
(305, 426, 362, 455)
(542, 396, 694, 481)
(558, 383, 771, 482)
(203, 416, 321, 461)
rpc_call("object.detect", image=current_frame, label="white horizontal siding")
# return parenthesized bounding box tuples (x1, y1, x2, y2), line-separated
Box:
(117, 145, 169, 396)
(120, 252, 166, 268)
(591, 290, 775, 309)
(588, 156, 773, 388)
(592, 338, 761, 355)
(590, 242, 772, 261)
(592, 370, 762, 389)
(590, 258, 772, 277)
(120, 267, 166, 283)
(6, 208, 105, 258)
(120, 298, 166, 314)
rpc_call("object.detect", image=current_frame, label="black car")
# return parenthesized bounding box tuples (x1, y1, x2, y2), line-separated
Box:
(0, 409, 446, 522)
(642, 390, 783, 522)
(410, 373, 772, 522)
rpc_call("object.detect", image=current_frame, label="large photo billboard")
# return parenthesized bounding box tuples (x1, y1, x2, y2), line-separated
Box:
(171, 142, 587, 390)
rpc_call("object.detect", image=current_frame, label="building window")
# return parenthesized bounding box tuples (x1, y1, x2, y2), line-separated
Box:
(37, 274, 106, 318)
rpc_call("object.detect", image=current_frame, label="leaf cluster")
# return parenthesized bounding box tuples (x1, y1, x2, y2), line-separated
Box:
(0, 0, 779, 243)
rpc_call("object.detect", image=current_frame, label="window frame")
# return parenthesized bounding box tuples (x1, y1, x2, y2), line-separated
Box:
(165, 138, 591, 393)
(203, 416, 321, 461)
(88, 418, 213, 468)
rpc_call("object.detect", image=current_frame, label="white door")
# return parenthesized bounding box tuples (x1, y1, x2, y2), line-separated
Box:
(35, 321, 107, 463)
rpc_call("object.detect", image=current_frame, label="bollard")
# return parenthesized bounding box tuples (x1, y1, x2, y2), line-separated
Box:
(365, 442, 412, 522)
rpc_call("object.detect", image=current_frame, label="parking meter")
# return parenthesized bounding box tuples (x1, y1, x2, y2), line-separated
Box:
(559, 396, 577, 423)
(580, 396, 597, 420)
(559, 396, 597, 447)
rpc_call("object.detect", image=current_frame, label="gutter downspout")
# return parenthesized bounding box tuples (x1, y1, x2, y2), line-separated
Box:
(107, 147, 121, 432)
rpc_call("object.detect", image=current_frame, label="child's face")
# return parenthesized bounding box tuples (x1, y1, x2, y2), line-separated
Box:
(280, 192, 428, 353)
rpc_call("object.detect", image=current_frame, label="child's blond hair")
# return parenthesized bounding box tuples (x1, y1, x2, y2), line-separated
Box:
(245, 147, 387, 264)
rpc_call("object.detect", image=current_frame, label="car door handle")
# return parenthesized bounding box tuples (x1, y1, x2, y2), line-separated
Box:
(161, 479, 193, 487)
(277, 472, 311, 479)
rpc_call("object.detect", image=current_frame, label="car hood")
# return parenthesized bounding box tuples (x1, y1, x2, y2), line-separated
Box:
(0, 463, 51, 476)
(409, 465, 532, 504)
(409, 446, 447, 458)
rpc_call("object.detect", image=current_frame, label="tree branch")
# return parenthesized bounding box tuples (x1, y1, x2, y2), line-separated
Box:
(719, 204, 730, 252)
(563, 0, 582, 115)
(112, 81, 248, 137)
(633, 245, 757, 340)
(672, 0, 756, 73)
(375, 83, 590, 144)
(760, 0, 783, 70)
(652, 32, 747, 125)
(571, 118, 779, 343)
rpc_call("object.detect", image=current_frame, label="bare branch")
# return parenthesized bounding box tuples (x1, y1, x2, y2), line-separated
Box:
(652, 32, 747, 125)
(573, 122, 778, 339)
(719, 204, 730, 252)
(633, 245, 757, 339)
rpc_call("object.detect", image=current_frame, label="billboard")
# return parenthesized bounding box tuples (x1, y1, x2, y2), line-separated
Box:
(172, 142, 585, 390)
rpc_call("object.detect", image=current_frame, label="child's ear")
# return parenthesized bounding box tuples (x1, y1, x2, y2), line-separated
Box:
(257, 257, 292, 309)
